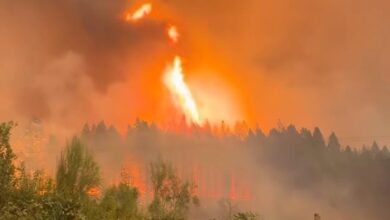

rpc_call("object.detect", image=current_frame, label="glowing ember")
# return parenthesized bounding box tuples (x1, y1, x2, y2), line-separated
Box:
(168, 25, 179, 43)
(126, 3, 152, 21)
(87, 187, 101, 198)
(164, 56, 201, 124)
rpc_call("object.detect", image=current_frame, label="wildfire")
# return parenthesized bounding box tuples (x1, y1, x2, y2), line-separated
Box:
(126, 3, 152, 21)
(87, 187, 101, 198)
(168, 25, 179, 43)
(164, 56, 201, 124)
(125, 2, 202, 125)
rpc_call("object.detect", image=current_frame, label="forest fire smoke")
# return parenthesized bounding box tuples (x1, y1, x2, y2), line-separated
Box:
(120, 162, 252, 203)
(2, 0, 390, 219)
(126, 3, 152, 21)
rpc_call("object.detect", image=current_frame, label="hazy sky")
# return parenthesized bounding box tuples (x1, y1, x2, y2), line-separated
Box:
(0, 0, 389, 146)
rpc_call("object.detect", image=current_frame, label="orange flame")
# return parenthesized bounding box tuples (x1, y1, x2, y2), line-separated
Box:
(126, 3, 152, 21)
(167, 25, 179, 43)
(124, 3, 203, 125)
(164, 56, 201, 124)
(87, 187, 101, 198)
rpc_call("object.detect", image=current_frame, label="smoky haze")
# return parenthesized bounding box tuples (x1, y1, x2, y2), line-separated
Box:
(161, 0, 390, 145)
(1, 1, 390, 219)
(26, 121, 388, 220)
(0, 0, 174, 134)
(1, 0, 389, 145)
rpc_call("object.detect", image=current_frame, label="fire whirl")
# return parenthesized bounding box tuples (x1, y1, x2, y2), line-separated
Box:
(164, 56, 201, 124)
(125, 2, 202, 125)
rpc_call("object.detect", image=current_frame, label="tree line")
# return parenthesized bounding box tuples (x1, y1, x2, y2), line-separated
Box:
(0, 121, 258, 220)
(81, 119, 390, 219)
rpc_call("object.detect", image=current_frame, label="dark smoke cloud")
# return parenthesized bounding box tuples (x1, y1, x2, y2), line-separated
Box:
(0, 0, 170, 129)
(0, 0, 389, 144)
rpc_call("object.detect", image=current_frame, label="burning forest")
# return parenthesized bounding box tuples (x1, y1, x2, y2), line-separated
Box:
(1, 0, 390, 219)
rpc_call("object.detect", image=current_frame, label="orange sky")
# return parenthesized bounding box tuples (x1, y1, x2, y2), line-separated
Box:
(0, 0, 389, 146)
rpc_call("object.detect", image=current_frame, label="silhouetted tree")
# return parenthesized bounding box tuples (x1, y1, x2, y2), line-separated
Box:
(371, 141, 381, 159)
(81, 123, 91, 139)
(300, 128, 312, 141)
(382, 146, 389, 157)
(328, 132, 341, 152)
(96, 121, 108, 136)
(312, 127, 326, 149)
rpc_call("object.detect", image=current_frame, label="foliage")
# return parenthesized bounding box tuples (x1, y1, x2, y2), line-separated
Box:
(56, 136, 101, 199)
(97, 183, 140, 220)
(4, 119, 390, 219)
(0, 123, 87, 219)
(0, 195, 84, 220)
(233, 212, 258, 220)
(80, 120, 390, 218)
(15, 163, 55, 197)
(1, 162, 84, 219)
(148, 159, 199, 220)
(0, 122, 16, 205)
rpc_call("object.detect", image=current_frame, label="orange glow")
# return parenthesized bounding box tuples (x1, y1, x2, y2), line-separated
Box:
(115, 2, 251, 130)
(167, 25, 179, 43)
(164, 56, 201, 125)
(87, 187, 101, 198)
(126, 3, 152, 21)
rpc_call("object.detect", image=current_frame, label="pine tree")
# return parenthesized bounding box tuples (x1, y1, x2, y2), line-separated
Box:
(328, 132, 341, 152)
(312, 127, 326, 149)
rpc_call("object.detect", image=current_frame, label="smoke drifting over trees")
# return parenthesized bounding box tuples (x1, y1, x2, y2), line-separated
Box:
(8, 119, 390, 220)
(1, 0, 390, 219)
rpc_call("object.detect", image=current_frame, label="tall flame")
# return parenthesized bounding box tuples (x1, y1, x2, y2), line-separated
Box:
(126, 3, 152, 21)
(125, 3, 202, 125)
(164, 56, 201, 124)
